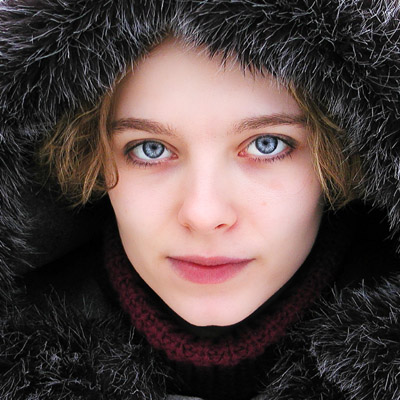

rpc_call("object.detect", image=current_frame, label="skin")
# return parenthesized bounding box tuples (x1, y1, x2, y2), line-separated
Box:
(107, 36, 324, 327)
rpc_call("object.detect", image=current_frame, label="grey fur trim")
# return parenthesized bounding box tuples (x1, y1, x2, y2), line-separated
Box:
(166, 396, 203, 400)
(0, 294, 170, 399)
(310, 276, 400, 400)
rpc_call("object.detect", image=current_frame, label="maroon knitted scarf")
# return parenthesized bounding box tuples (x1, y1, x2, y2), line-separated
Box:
(103, 213, 350, 370)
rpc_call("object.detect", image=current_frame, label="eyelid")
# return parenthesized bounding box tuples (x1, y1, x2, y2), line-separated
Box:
(242, 133, 298, 150)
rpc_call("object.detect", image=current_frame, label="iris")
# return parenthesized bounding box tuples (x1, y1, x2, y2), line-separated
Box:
(255, 136, 278, 154)
(143, 141, 165, 158)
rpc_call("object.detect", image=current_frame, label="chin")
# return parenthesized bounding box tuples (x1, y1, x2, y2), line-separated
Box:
(179, 307, 251, 327)
(165, 290, 260, 327)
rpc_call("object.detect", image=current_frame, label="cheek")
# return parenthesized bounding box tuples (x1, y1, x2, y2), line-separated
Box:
(271, 180, 323, 257)
(244, 152, 323, 247)
(244, 153, 322, 212)
(107, 172, 173, 242)
(268, 173, 322, 231)
(269, 152, 321, 200)
(273, 171, 323, 219)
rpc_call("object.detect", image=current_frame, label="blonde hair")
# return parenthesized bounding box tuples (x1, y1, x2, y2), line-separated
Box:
(36, 74, 362, 210)
(36, 90, 116, 208)
(289, 84, 362, 208)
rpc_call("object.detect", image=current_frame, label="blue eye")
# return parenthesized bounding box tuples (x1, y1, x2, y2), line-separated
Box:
(132, 141, 172, 160)
(246, 136, 287, 157)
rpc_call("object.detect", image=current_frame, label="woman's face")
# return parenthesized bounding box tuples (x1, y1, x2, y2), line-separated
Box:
(107, 37, 324, 326)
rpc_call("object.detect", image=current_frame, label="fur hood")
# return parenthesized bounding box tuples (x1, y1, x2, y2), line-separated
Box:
(1, 1, 400, 399)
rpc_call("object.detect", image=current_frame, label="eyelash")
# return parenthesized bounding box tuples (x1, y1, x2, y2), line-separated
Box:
(123, 135, 296, 168)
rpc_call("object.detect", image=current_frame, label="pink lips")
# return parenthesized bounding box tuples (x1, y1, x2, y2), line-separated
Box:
(168, 255, 253, 284)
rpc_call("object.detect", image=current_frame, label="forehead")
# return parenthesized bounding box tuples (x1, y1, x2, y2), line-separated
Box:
(135, 35, 261, 81)
(111, 36, 303, 132)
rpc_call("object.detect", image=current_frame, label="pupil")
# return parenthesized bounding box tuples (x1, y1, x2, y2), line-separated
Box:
(143, 141, 164, 158)
(255, 136, 278, 154)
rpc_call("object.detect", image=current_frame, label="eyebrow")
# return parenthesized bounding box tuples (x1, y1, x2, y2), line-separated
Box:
(111, 113, 307, 137)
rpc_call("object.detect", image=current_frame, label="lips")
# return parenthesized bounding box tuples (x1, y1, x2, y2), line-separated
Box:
(167, 255, 253, 284)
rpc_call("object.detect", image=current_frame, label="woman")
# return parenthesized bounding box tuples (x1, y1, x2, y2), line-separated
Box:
(1, 1, 399, 399)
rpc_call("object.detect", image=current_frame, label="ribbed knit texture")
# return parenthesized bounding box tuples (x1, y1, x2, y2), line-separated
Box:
(103, 212, 353, 399)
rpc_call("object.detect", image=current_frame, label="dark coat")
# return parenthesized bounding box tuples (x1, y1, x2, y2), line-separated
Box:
(1, 1, 400, 399)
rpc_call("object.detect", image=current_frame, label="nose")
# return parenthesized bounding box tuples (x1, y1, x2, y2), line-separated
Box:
(177, 166, 238, 234)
